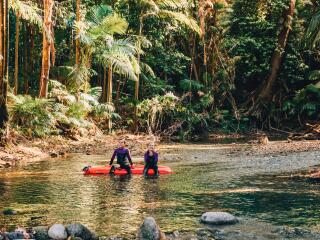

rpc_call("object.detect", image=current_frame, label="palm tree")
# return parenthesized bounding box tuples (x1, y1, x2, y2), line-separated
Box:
(83, 5, 141, 129)
(133, 0, 201, 130)
(10, 0, 42, 95)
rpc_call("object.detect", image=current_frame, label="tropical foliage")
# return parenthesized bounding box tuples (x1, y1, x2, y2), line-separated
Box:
(0, 0, 319, 140)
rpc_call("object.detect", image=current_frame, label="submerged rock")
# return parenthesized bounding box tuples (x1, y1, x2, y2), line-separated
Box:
(137, 217, 165, 240)
(3, 228, 32, 240)
(48, 224, 67, 240)
(274, 227, 320, 238)
(66, 223, 97, 240)
(4, 232, 25, 240)
(2, 208, 17, 215)
(200, 212, 238, 225)
(33, 226, 49, 240)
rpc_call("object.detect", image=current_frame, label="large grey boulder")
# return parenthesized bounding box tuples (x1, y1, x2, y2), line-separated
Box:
(137, 217, 165, 240)
(200, 212, 238, 225)
(66, 223, 97, 240)
(48, 224, 68, 240)
(33, 226, 49, 240)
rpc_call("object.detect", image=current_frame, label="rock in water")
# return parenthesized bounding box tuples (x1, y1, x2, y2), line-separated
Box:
(33, 226, 49, 240)
(4, 232, 25, 240)
(66, 223, 97, 240)
(48, 224, 67, 240)
(200, 212, 238, 225)
(137, 217, 165, 240)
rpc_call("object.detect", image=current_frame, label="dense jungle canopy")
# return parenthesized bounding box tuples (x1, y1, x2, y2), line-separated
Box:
(0, 0, 319, 140)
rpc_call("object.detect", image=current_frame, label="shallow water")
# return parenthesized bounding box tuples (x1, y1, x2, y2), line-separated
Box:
(0, 144, 320, 237)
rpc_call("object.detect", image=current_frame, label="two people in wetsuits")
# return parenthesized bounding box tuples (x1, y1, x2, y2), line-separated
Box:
(109, 139, 158, 177)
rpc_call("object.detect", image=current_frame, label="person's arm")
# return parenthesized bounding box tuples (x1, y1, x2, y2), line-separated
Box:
(127, 149, 133, 165)
(154, 152, 158, 164)
(109, 149, 117, 165)
(144, 152, 149, 163)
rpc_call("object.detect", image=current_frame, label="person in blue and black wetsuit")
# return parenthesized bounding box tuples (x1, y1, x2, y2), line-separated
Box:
(109, 139, 133, 175)
(143, 142, 159, 177)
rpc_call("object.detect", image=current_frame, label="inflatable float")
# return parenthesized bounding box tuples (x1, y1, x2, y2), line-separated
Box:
(83, 165, 173, 175)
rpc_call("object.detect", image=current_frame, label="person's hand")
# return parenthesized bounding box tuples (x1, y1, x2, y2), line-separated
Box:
(131, 164, 135, 169)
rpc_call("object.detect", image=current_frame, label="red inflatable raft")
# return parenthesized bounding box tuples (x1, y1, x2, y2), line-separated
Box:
(83, 165, 173, 175)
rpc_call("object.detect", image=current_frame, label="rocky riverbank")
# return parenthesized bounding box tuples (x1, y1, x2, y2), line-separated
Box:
(2, 213, 320, 240)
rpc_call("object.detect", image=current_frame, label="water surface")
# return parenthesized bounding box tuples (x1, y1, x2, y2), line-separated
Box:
(0, 144, 320, 237)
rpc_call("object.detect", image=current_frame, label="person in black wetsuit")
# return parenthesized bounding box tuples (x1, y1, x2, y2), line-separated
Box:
(109, 139, 133, 175)
(143, 142, 159, 177)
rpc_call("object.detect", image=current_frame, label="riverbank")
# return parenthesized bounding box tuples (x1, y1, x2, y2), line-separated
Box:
(0, 132, 156, 169)
(0, 132, 320, 169)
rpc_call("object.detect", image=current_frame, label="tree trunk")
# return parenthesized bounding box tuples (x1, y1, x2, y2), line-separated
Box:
(27, 25, 35, 94)
(75, 0, 80, 65)
(256, 0, 296, 101)
(134, 17, 143, 131)
(102, 66, 107, 102)
(39, 0, 54, 98)
(0, 0, 9, 130)
(107, 65, 112, 104)
(14, 13, 21, 95)
(115, 79, 121, 103)
(107, 65, 113, 130)
(23, 23, 29, 94)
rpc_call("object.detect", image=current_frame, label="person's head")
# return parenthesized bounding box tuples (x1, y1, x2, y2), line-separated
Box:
(118, 139, 126, 148)
(148, 142, 155, 151)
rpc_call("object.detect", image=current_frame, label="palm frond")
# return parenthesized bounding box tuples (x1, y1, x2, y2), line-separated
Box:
(140, 62, 155, 78)
(305, 10, 320, 49)
(89, 14, 128, 37)
(86, 4, 113, 24)
(102, 54, 138, 81)
(139, 0, 160, 12)
(159, 10, 201, 35)
(157, 0, 183, 9)
(10, 0, 43, 28)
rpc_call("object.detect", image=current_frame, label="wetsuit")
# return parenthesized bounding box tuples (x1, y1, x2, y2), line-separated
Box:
(109, 148, 133, 174)
(143, 151, 159, 176)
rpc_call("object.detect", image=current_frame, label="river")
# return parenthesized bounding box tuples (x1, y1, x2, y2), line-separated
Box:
(0, 143, 320, 238)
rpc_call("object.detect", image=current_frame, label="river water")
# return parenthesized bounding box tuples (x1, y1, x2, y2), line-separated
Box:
(0, 143, 320, 238)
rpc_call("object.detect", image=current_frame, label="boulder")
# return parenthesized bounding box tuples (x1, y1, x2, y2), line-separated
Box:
(200, 212, 238, 225)
(137, 217, 165, 240)
(48, 224, 67, 240)
(66, 223, 97, 240)
(33, 226, 49, 240)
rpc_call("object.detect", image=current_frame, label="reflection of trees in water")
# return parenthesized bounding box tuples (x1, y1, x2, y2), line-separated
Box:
(0, 178, 5, 196)
(142, 178, 161, 203)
